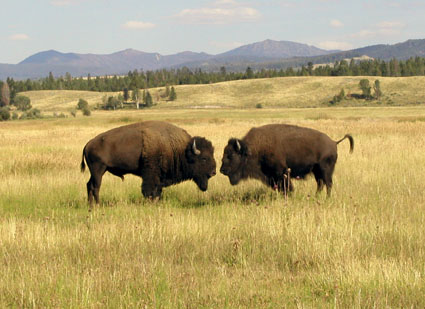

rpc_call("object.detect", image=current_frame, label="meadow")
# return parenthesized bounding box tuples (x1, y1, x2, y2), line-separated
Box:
(1, 77, 425, 307)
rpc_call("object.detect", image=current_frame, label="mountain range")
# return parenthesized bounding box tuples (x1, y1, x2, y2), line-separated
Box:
(1, 39, 425, 80)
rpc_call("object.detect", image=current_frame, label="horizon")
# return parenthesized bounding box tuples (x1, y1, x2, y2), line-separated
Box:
(6, 37, 425, 66)
(2, 1, 425, 64)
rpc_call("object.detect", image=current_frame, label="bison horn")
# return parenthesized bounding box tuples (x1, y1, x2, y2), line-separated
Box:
(236, 140, 241, 152)
(193, 140, 201, 155)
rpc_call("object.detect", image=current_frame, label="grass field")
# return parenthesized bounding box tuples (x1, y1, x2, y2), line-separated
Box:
(2, 77, 425, 307)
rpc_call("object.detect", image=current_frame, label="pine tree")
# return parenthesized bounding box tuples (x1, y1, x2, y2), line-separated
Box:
(373, 80, 382, 100)
(164, 85, 170, 98)
(123, 88, 129, 102)
(245, 67, 254, 79)
(169, 86, 177, 101)
(145, 91, 153, 107)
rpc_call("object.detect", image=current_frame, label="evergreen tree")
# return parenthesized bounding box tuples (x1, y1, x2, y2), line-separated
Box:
(123, 88, 129, 102)
(145, 91, 153, 107)
(245, 67, 254, 79)
(169, 86, 177, 101)
(373, 80, 382, 100)
(307, 62, 314, 75)
(164, 85, 170, 98)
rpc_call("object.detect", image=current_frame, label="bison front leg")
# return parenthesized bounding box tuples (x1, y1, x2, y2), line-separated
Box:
(141, 175, 163, 200)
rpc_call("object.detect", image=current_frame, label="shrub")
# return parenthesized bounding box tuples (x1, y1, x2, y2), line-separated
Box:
(255, 103, 263, 109)
(330, 88, 346, 105)
(359, 79, 372, 99)
(82, 108, 91, 116)
(20, 108, 42, 120)
(0, 107, 10, 121)
(14, 95, 32, 111)
(104, 96, 121, 110)
(77, 98, 89, 110)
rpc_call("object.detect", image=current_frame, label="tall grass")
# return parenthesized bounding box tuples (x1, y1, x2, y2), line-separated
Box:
(1, 107, 425, 307)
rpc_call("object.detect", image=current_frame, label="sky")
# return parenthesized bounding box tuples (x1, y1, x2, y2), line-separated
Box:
(1, 0, 425, 64)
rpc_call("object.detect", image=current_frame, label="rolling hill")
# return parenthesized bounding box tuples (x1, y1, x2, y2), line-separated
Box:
(19, 76, 425, 113)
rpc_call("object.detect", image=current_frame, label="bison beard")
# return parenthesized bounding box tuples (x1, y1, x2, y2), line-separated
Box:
(220, 124, 353, 197)
(81, 121, 216, 207)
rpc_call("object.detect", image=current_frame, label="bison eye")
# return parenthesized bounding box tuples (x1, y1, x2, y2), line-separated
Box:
(201, 157, 207, 162)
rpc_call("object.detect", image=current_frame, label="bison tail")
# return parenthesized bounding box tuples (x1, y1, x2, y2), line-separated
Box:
(80, 146, 86, 173)
(336, 134, 354, 153)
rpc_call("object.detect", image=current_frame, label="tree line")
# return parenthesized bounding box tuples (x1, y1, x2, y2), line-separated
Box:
(1, 56, 425, 107)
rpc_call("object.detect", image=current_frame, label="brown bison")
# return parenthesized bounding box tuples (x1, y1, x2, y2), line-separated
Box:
(81, 121, 216, 205)
(220, 124, 353, 197)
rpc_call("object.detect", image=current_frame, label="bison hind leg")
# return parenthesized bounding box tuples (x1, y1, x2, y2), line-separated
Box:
(312, 165, 325, 193)
(315, 158, 336, 197)
(86, 163, 106, 207)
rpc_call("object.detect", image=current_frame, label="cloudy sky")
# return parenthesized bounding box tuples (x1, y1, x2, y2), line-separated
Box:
(1, 0, 424, 64)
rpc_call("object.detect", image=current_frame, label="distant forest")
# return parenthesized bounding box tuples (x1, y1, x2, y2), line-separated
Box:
(2, 56, 425, 101)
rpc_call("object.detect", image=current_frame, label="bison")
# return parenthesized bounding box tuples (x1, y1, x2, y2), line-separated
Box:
(220, 124, 353, 197)
(81, 121, 216, 205)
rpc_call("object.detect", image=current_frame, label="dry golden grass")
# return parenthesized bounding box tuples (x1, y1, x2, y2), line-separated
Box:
(21, 76, 425, 113)
(1, 104, 425, 307)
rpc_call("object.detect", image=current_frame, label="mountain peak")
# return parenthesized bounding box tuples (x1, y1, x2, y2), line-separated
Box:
(19, 50, 79, 65)
(218, 39, 335, 59)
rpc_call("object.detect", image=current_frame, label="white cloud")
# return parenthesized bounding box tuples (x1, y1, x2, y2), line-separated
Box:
(351, 30, 375, 39)
(122, 21, 155, 30)
(317, 41, 352, 51)
(351, 21, 405, 39)
(175, 1, 261, 24)
(330, 19, 343, 28)
(9, 34, 29, 41)
(214, 0, 238, 5)
(377, 21, 405, 29)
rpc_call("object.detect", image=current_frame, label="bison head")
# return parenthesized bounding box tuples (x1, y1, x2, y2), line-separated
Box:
(220, 138, 250, 185)
(185, 137, 216, 191)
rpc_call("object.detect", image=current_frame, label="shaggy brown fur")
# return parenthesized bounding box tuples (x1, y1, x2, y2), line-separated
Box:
(220, 124, 353, 197)
(81, 121, 216, 206)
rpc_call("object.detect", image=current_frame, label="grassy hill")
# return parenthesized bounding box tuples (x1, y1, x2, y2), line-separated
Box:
(19, 76, 425, 114)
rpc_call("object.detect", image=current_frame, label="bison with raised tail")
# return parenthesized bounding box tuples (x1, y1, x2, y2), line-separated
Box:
(81, 121, 216, 206)
(220, 124, 353, 197)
